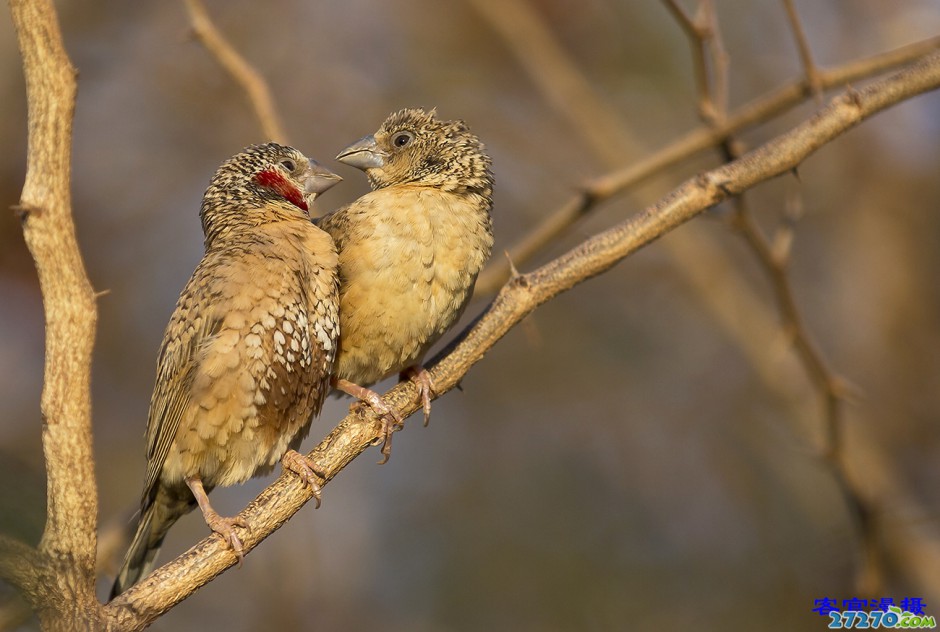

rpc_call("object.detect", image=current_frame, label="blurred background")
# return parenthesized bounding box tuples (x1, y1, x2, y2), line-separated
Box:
(2, 1, 940, 630)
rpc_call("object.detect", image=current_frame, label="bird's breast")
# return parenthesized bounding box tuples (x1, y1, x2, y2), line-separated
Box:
(334, 189, 493, 384)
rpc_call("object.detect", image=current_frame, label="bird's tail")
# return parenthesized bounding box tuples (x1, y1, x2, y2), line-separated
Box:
(109, 489, 193, 600)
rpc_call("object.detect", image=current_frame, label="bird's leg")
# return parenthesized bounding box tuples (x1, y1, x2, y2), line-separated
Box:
(332, 377, 403, 464)
(281, 450, 323, 509)
(185, 475, 249, 564)
(401, 365, 436, 426)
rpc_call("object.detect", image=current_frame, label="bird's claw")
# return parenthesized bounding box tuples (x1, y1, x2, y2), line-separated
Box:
(366, 401, 404, 466)
(281, 449, 324, 508)
(333, 377, 404, 464)
(205, 512, 249, 566)
(403, 366, 436, 426)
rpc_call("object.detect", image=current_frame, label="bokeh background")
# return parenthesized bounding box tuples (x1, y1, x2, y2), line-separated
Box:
(2, 1, 940, 630)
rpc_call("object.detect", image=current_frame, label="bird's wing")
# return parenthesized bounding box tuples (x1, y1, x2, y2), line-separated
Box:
(142, 274, 223, 506)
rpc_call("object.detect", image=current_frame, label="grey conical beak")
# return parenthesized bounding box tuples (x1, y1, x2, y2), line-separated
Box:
(305, 161, 342, 197)
(336, 135, 386, 170)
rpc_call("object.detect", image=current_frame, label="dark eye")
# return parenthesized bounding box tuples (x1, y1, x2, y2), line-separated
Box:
(392, 132, 413, 148)
(279, 158, 297, 173)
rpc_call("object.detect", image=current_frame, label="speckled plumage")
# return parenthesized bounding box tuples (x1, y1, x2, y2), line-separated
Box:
(111, 143, 341, 598)
(317, 109, 493, 456)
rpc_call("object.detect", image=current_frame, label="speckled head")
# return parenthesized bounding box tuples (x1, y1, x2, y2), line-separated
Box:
(200, 143, 341, 244)
(336, 108, 493, 200)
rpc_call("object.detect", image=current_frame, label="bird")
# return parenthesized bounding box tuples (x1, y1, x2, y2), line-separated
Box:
(317, 108, 494, 462)
(110, 143, 342, 598)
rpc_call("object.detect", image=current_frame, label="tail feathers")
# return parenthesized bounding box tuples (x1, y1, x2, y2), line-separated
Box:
(109, 493, 190, 600)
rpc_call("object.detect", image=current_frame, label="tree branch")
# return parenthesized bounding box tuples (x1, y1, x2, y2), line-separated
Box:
(781, 0, 823, 101)
(0, 535, 41, 597)
(6, 0, 101, 627)
(183, 0, 288, 143)
(474, 35, 940, 294)
(103, 50, 940, 630)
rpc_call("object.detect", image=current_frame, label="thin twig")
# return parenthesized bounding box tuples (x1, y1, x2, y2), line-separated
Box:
(731, 205, 878, 593)
(662, 0, 728, 124)
(474, 35, 940, 294)
(668, 2, 879, 593)
(782, 0, 824, 102)
(103, 54, 940, 629)
(701, 0, 730, 118)
(183, 0, 288, 143)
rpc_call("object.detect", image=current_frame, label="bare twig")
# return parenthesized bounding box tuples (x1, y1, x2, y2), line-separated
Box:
(183, 0, 288, 143)
(668, 2, 878, 593)
(662, 0, 728, 123)
(731, 205, 879, 592)
(782, 0, 824, 101)
(474, 35, 940, 294)
(103, 53, 940, 629)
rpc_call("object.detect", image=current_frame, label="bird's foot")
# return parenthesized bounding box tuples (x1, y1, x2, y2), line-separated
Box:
(281, 449, 323, 508)
(402, 365, 436, 426)
(333, 378, 403, 465)
(204, 511, 249, 565)
(186, 475, 249, 565)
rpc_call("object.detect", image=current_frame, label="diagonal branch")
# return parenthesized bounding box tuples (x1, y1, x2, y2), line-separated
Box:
(474, 35, 940, 294)
(667, 2, 877, 593)
(183, 0, 288, 143)
(103, 50, 940, 630)
(0, 534, 41, 597)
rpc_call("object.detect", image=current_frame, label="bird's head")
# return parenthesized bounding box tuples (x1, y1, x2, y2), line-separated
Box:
(201, 143, 341, 243)
(336, 108, 493, 199)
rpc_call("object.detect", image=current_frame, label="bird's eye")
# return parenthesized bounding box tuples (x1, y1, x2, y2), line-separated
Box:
(392, 132, 413, 148)
(279, 158, 297, 173)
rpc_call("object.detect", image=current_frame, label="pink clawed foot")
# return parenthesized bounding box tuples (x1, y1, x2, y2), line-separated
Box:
(333, 377, 403, 465)
(186, 476, 250, 565)
(281, 449, 324, 509)
(402, 365, 436, 426)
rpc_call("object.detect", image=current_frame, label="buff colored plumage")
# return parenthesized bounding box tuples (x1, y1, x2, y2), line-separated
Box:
(317, 108, 494, 460)
(111, 143, 341, 598)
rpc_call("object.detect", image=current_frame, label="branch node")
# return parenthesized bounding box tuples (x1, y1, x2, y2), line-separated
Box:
(11, 203, 40, 223)
(844, 84, 863, 108)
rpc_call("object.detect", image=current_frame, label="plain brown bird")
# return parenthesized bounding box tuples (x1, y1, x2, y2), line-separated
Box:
(110, 143, 341, 598)
(317, 108, 494, 461)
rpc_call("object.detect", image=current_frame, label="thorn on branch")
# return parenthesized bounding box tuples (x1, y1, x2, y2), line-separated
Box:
(505, 251, 521, 281)
(844, 84, 863, 108)
(11, 203, 39, 223)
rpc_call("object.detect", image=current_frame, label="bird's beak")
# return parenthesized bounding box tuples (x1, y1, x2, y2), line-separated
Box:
(336, 135, 386, 170)
(304, 160, 343, 198)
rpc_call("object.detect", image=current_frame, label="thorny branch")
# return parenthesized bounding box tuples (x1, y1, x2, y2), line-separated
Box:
(665, 0, 876, 593)
(473, 34, 940, 294)
(105, 51, 940, 629)
(6, 0, 940, 628)
(471, 0, 940, 604)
